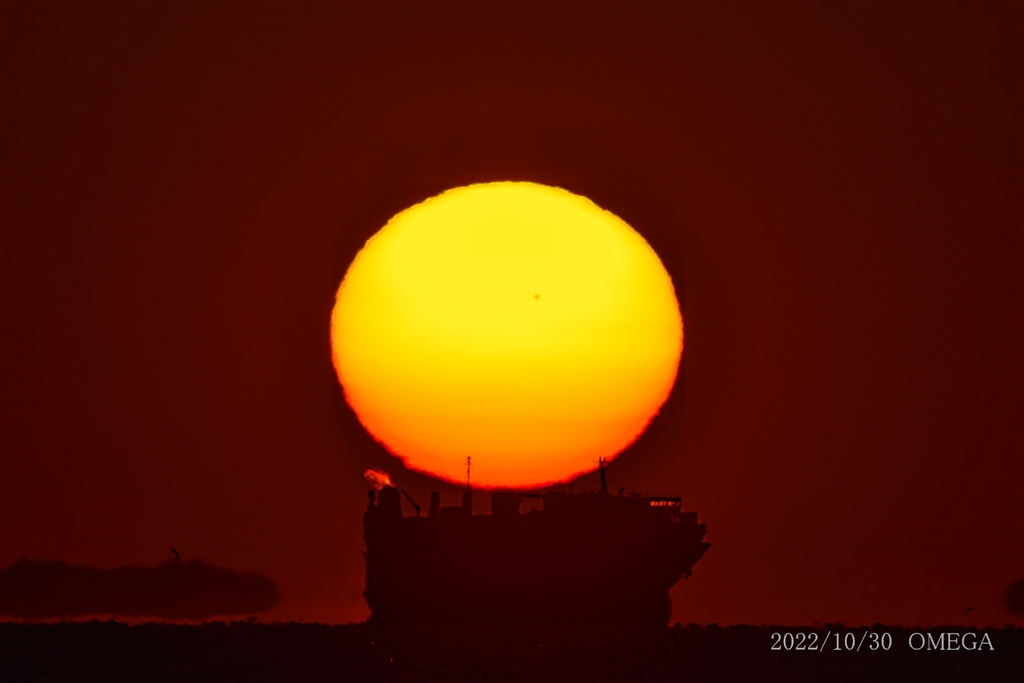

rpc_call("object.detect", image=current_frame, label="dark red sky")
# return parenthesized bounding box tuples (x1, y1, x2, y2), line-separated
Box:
(1, 1, 1021, 626)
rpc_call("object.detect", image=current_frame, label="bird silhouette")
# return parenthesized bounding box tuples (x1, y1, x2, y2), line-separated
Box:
(963, 607, 977, 613)
(170, 547, 180, 560)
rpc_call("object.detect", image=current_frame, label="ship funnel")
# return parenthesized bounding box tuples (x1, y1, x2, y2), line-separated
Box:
(376, 486, 402, 519)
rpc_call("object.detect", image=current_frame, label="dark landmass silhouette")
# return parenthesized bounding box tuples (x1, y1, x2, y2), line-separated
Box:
(1, 621, 1021, 682)
(0, 558, 278, 619)
(1004, 579, 1024, 617)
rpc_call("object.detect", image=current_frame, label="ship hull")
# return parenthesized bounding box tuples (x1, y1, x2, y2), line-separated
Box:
(364, 489, 709, 628)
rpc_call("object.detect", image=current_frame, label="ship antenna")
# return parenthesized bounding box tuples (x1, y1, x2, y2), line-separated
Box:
(598, 457, 608, 495)
(461, 456, 474, 514)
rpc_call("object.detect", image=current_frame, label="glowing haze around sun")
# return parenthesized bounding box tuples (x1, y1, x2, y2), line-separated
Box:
(330, 182, 682, 488)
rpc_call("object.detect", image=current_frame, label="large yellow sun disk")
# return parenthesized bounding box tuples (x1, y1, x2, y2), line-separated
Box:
(331, 182, 682, 488)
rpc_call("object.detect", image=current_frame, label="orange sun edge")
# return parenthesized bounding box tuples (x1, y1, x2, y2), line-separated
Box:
(344, 375, 677, 492)
(396, 457, 619, 492)
(378, 424, 661, 492)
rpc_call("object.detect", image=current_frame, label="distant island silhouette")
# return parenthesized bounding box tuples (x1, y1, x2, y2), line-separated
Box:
(0, 558, 277, 620)
(1004, 580, 1024, 618)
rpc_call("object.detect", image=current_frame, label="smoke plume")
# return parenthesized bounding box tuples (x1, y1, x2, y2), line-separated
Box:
(364, 469, 392, 490)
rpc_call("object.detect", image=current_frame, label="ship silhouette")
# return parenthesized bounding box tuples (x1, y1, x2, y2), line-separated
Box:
(363, 458, 710, 628)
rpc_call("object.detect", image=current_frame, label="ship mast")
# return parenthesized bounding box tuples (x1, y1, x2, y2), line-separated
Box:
(461, 456, 473, 513)
(599, 457, 608, 495)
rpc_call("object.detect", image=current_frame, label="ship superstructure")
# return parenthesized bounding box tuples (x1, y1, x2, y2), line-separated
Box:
(363, 461, 709, 628)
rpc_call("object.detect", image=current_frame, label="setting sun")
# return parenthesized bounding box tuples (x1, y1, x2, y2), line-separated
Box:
(330, 182, 682, 488)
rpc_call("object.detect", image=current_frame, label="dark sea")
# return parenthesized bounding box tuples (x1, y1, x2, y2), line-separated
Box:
(2, 621, 1021, 682)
